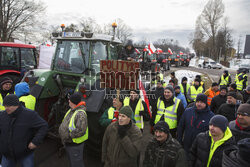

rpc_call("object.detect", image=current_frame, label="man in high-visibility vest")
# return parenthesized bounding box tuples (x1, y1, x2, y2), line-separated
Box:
(218, 70, 231, 87)
(99, 95, 124, 127)
(59, 93, 88, 167)
(15, 82, 36, 110)
(0, 77, 14, 111)
(123, 89, 150, 129)
(234, 70, 242, 82)
(154, 86, 185, 138)
(235, 74, 245, 91)
(241, 70, 248, 89)
(204, 82, 220, 106)
(187, 78, 204, 103)
(179, 77, 190, 101)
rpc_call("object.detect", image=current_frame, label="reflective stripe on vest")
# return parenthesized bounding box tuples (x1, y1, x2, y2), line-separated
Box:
(154, 97, 180, 129)
(64, 109, 88, 144)
(190, 86, 203, 101)
(108, 107, 115, 119)
(19, 95, 36, 110)
(207, 89, 220, 106)
(236, 79, 244, 91)
(220, 74, 230, 86)
(124, 97, 144, 128)
(180, 84, 190, 94)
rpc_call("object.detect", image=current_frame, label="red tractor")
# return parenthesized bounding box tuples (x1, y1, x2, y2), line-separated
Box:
(0, 42, 37, 83)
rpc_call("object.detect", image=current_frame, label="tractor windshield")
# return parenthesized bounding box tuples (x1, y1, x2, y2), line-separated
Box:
(0, 47, 20, 70)
(91, 41, 108, 73)
(54, 41, 89, 73)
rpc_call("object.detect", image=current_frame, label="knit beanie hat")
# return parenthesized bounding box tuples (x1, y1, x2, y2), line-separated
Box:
(181, 77, 187, 82)
(164, 85, 174, 93)
(209, 115, 228, 132)
(154, 121, 170, 134)
(212, 82, 218, 87)
(227, 92, 237, 99)
(119, 106, 133, 119)
(170, 72, 175, 76)
(174, 85, 180, 90)
(237, 138, 250, 163)
(3, 94, 19, 106)
(237, 103, 250, 116)
(15, 82, 30, 98)
(69, 93, 82, 105)
(0, 77, 13, 87)
(246, 85, 250, 91)
(220, 86, 228, 92)
(196, 93, 207, 105)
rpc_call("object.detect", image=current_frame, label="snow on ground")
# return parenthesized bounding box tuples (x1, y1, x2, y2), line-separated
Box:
(165, 70, 201, 85)
(229, 59, 250, 70)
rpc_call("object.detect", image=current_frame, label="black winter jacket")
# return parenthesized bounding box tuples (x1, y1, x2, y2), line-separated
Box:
(0, 105, 48, 160)
(229, 120, 250, 143)
(210, 94, 227, 113)
(118, 40, 136, 60)
(143, 134, 188, 167)
(217, 103, 240, 122)
(190, 131, 235, 167)
(242, 90, 250, 103)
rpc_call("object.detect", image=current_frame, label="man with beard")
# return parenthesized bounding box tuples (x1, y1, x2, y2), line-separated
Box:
(154, 86, 185, 138)
(118, 40, 137, 61)
(177, 94, 214, 156)
(210, 86, 227, 113)
(229, 101, 250, 142)
(190, 115, 234, 167)
(123, 90, 150, 129)
(218, 70, 231, 87)
(143, 121, 187, 167)
(102, 106, 142, 167)
(217, 92, 241, 122)
(0, 77, 14, 111)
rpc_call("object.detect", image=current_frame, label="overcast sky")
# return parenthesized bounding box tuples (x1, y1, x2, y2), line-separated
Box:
(41, 0, 250, 50)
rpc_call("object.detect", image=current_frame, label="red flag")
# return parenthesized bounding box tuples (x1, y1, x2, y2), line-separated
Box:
(180, 51, 183, 55)
(148, 42, 156, 54)
(135, 48, 140, 54)
(168, 48, 173, 55)
(156, 48, 163, 54)
(139, 75, 151, 117)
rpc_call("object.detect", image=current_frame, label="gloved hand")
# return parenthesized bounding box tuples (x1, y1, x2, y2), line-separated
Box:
(139, 111, 150, 121)
(111, 118, 117, 122)
(118, 125, 128, 138)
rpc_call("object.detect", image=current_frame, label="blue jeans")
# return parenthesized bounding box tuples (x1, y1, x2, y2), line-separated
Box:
(1, 152, 34, 167)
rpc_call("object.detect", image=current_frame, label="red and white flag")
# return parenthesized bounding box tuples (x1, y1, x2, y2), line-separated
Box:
(135, 48, 140, 54)
(180, 51, 184, 55)
(139, 75, 151, 118)
(144, 46, 151, 55)
(156, 48, 163, 54)
(148, 42, 156, 54)
(168, 48, 173, 55)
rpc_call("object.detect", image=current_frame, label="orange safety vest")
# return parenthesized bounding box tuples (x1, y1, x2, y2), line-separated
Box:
(207, 89, 220, 106)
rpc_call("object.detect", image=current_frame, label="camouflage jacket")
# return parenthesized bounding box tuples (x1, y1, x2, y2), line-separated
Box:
(59, 103, 87, 145)
(143, 134, 187, 167)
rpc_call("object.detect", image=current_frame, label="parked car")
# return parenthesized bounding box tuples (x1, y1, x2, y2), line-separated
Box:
(201, 61, 222, 69)
(239, 64, 250, 73)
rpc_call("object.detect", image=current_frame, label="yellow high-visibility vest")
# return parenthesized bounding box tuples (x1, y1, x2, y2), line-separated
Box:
(108, 107, 115, 119)
(189, 86, 204, 102)
(180, 83, 190, 95)
(220, 74, 230, 86)
(63, 109, 88, 144)
(19, 95, 36, 110)
(155, 97, 180, 129)
(124, 97, 144, 129)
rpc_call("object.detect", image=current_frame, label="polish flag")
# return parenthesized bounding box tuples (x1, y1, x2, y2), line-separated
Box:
(148, 42, 156, 54)
(135, 48, 140, 54)
(156, 48, 163, 54)
(139, 75, 151, 120)
(144, 46, 151, 55)
(168, 48, 173, 55)
(180, 51, 184, 55)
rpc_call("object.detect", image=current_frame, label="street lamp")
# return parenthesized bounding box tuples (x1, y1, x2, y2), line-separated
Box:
(111, 22, 117, 41)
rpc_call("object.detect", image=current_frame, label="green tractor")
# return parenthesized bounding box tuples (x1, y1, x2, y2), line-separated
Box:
(22, 28, 123, 162)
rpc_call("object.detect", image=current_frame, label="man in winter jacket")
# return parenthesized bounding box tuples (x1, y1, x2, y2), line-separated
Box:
(170, 72, 178, 87)
(154, 86, 185, 138)
(241, 85, 250, 103)
(177, 93, 214, 156)
(143, 121, 187, 167)
(204, 82, 220, 106)
(179, 77, 190, 101)
(0, 77, 14, 111)
(210, 86, 227, 113)
(229, 102, 250, 143)
(118, 40, 137, 61)
(0, 94, 48, 166)
(190, 115, 234, 167)
(218, 70, 231, 87)
(187, 79, 204, 103)
(15, 82, 36, 110)
(222, 138, 250, 167)
(102, 106, 142, 167)
(229, 83, 243, 101)
(217, 92, 241, 122)
(59, 93, 88, 167)
(99, 96, 123, 127)
(175, 86, 187, 108)
(123, 89, 150, 129)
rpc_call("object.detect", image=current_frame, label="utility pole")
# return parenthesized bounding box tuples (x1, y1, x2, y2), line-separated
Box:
(237, 35, 242, 59)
